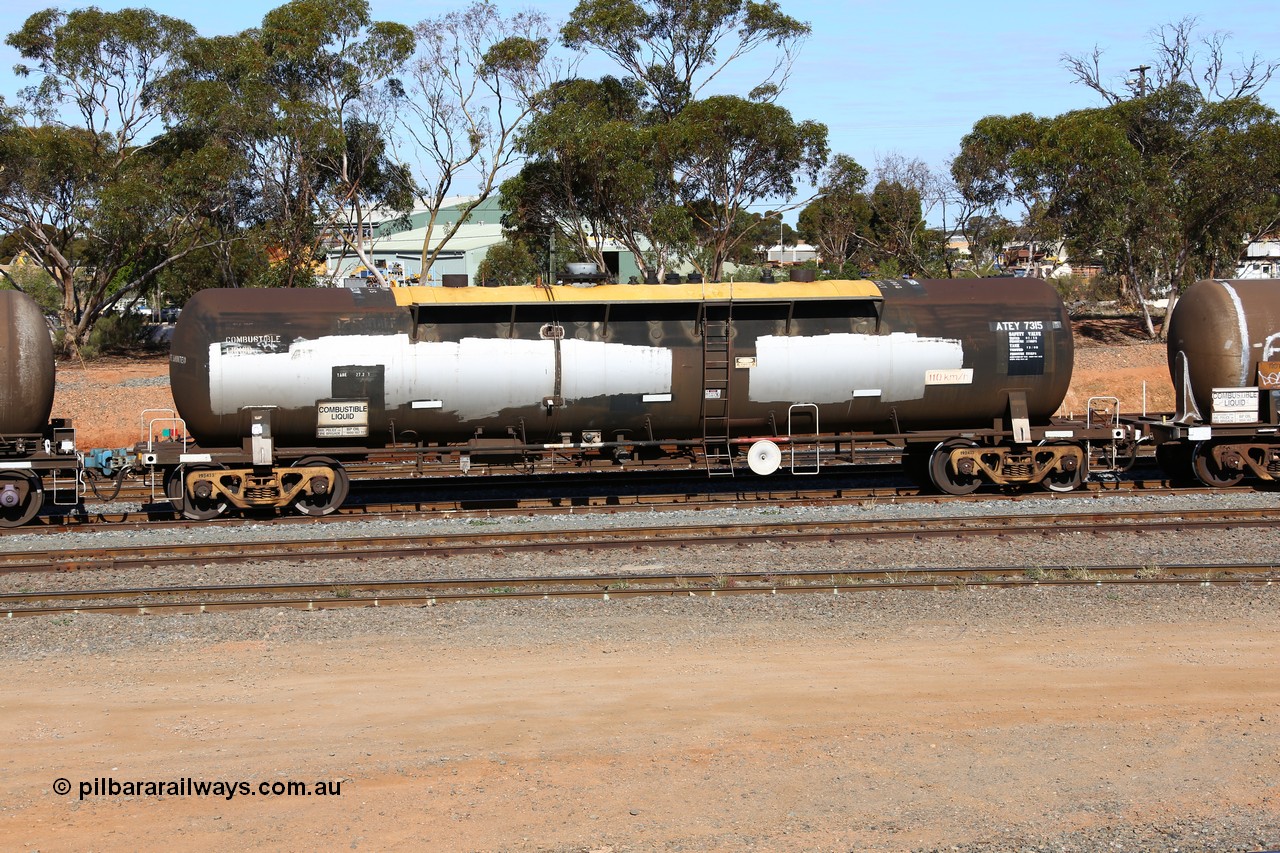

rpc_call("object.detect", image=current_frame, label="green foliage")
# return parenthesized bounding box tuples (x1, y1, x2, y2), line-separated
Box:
(0, 262, 60, 313)
(2, 6, 232, 356)
(865, 258, 905, 280)
(403, 2, 559, 276)
(151, 231, 279, 296)
(256, 0, 415, 287)
(80, 312, 152, 359)
(4, 0, 828, 316)
(561, 0, 810, 118)
(7, 8, 196, 121)
(727, 263, 765, 282)
(502, 75, 689, 278)
(675, 95, 827, 280)
(1052, 274, 1123, 305)
(496, 0, 826, 282)
(725, 211, 796, 265)
(169, 0, 415, 290)
(954, 24, 1280, 335)
(798, 153, 944, 276)
(798, 154, 870, 263)
(480, 35, 548, 77)
(956, 214, 1018, 273)
(477, 238, 540, 286)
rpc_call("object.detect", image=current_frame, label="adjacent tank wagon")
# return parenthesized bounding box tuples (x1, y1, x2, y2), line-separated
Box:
(0, 289, 55, 434)
(0, 290, 78, 526)
(153, 277, 1125, 518)
(1143, 278, 1280, 486)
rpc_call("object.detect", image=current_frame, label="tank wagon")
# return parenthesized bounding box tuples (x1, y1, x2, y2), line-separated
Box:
(0, 290, 79, 526)
(1137, 278, 1280, 486)
(149, 277, 1134, 519)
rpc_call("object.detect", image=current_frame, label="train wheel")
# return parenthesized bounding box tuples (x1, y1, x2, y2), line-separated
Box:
(1039, 441, 1084, 493)
(292, 456, 350, 517)
(1191, 442, 1245, 489)
(0, 471, 43, 527)
(166, 463, 230, 521)
(929, 440, 982, 495)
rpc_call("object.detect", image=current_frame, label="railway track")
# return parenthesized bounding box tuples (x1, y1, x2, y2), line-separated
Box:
(4, 506, 1279, 575)
(13, 472, 1243, 536)
(2, 564, 1273, 618)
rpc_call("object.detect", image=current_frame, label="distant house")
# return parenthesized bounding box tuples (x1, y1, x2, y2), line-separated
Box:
(324, 196, 509, 286)
(1000, 241, 1102, 280)
(1236, 236, 1280, 278)
(766, 243, 817, 265)
(324, 196, 645, 286)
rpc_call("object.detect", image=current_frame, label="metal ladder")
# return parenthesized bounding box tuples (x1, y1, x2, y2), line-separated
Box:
(701, 302, 734, 475)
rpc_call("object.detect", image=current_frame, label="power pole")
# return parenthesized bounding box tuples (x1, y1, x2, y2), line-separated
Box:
(1129, 64, 1150, 97)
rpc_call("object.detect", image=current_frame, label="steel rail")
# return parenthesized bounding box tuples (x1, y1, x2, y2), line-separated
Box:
(2, 566, 1273, 618)
(3, 507, 1280, 575)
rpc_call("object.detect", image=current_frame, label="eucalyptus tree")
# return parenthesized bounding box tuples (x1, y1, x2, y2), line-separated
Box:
(674, 95, 826, 281)
(476, 237, 540, 286)
(954, 91, 1280, 337)
(256, 0, 415, 287)
(561, 0, 810, 119)
(732, 210, 796, 265)
(400, 1, 566, 278)
(798, 154, 870, 266)
(0, 7, 235, 354)
(500, 76, 689, 279)
(861, 154, 948, 276)
(797, 153, 947, 276)
(503, 0, 822, 280)
(953, 214, 1018, 276)
(954, 19, 1280, 337)
(170, 29, 304, 287)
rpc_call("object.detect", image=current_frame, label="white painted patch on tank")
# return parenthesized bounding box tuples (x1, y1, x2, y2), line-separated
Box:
(1215, 281, 1251, 384)
(557, 338, 673, 400)
(208, 334, 672, 419)
(748, 332, 964, 404)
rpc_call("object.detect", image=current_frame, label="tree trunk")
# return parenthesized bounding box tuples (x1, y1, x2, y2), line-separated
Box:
(1160, 290, 1179, 342)
(1132, 277, 1156, 339)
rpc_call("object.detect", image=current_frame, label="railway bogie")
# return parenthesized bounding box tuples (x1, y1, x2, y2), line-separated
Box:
(1143, 430, 1280, 489)
(161, 455, 350, 520)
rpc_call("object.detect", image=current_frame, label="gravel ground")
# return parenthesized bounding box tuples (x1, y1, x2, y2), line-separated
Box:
(2, 488, 1277, 588)
(2, 489, 1278, 658)
(2, 578, 1277, 851)
(914, 815, 1280, 853)
(13, 340, 1277, 851)
(9, 483, 1280, 550)
(3, 490, 1277, 851)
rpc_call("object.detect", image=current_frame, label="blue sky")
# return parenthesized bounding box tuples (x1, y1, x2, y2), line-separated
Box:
(3, 0, 1277, 216)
